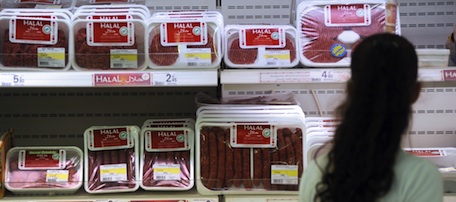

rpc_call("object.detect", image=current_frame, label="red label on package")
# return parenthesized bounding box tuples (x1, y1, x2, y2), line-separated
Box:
(232, 124, 276, 148)
(87, 15, 134, 46)
(325, 4, 371, 26)
(405, 149, 446, 157)
(93, 73, 150, 86)
(10, 17, 57, 44)
(18, 0, 59, 4)
(18, 149, 66, 170)
(160, 22, 207, 46)
(443, 69, 456, 81)
(90, 0, 131, 3)
(240, 28, 285, 48)
(90, 127, 133, 149)
(146, 130, 188, 151)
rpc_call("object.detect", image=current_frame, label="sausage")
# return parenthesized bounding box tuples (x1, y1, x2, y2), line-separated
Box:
(225, 128, 234, 188)
(200, 127, 210, 187)
(93, 151, 104, 191)
(262, 149, 272, 190)
(277, 129, 288, 190)
(233, 148, 243, 187)
(253, 148, 262, 187)
(102, 151, 113, 188)
(118, 149, 129, 188)
(215, 128, 225, 189)
(242, 149, 253, 189)
(292, 128, 304, 179)
(142, 151, 153, 187)
(271, 148, 279, 190)
(285, 136, 297, 190)
(206, 129, 218, 189)
(127, 148, 136, 188)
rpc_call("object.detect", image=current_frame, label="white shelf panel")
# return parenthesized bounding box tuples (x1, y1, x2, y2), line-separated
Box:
(1, 189, 218, 202)
(220, 67, 456, 84)
(0, 69, 218, 87)
(224, 195, 298, 202)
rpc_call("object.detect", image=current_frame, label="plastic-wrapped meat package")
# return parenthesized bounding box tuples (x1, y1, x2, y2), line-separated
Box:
(72, 15, 147, 70)
(224, 25, 299, 68)
(198, 125, 304, 192)
(298, 1, 397, 67)
(404, 148, 456, 173)
(5, 146, 83, 195)
(140, 127, 194, 190)
(84, 126, 140, 194)
(0, 15, 71, 71)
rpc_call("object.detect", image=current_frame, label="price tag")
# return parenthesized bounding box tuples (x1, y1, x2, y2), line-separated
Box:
(46, 170, 69, 182)
(153, 164, 181, 181)
(110, 49, 138, 69)
(0, 74, 25, 86)
(152, 72, 178, 86)
(309, 70, 350, 82)
(184, 48, 211, 67)
(193, 200, 215, 202)
(263, 50, 291, 66)
(100, 163, 127, 182)
(38, 48, 65, 68)
(271, 165, 298, 185)
(260, 71, 309, 83)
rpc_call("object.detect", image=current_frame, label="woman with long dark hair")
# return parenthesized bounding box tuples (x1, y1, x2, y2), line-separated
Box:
(299, 33, 443, 202)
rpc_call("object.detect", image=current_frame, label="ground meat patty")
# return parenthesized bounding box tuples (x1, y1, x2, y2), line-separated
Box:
(301, 8, 344, 39)
(74, 28, 138, 70)
(228, 38, 258, 65)
(303, 38, 345, 63)
(149, 33, 179, 66)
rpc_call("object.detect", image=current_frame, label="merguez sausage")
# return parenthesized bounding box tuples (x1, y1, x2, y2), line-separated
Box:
(200, 127, 210, 187)
(242, 149, 253, 189)
(225, 128, 234, 188)
(215, 128, 226, 189)
(253, 148, 262, 187)
(206, 129, 218, 189)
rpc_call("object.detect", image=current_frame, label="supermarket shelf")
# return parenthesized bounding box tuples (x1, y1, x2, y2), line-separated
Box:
(0, 69, 219, 87)
(220, 67, 456, 84)
(1, 188, 219, 202)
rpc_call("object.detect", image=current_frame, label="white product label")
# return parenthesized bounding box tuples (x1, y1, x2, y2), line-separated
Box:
(100, 163, 127, 182)
(153, 164, 181, 181)
(110, 49, 138, 68)
(185, 48, 211, 66)
(46, 170, 69, 182)
(263, 50, 291, 66)
(271, 165, 298, 185)
(38, 48, 65, 67)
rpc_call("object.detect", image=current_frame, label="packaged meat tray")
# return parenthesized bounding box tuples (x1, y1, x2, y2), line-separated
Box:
(147, 11, 223, 69)
(140, 127, 194, 190)
(297, 0, 399, 67)
(72, 10, 147, 70)
(83, 126, 140, 194)
(404, 147, 456, 173)
(0, 12, 72, 71)
(4, 146, 83, 195)
(224, 25, 299, 68)
(0, 0, 74, 9)
(74, 0, 147, 8)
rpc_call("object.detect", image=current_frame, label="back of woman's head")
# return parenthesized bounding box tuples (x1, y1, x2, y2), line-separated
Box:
(315, 33, 419, 202)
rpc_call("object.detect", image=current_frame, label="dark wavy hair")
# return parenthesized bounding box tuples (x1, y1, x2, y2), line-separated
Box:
(315, 33, 419, 202)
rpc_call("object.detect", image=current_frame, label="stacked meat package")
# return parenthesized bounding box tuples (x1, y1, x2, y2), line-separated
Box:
(224, 25, 299, 68)
(297, 0, 399, 67)
(0, 0, 74, 9)
(72, 5, 149, 70)
(195, 94, 306, 195)
(147, 11, 223, 69)
(304, 117, 338, 165)
(140, 118, 195, 191)
(4, 146, 83, 195)
(83, 126, 140, 194)
(0, 9, 72, 71)
(404, 148, 456, 174)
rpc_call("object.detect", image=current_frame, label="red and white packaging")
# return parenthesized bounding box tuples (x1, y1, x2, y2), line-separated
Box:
(147, 11, 223, 69)
(140, 126, 194, 190)
(83, 126, 140, 194)
(4, 146, 83, 195)
(74, 0, 147, 8)
(0, 0, 74, 9)
(404, 147, 456, 173)
(0, 10, 72, 71)
(224, 25, 299, 68)
(72, 6, 147, 71)
(195, 104, 306, 195)
(297, 0, 399, 67)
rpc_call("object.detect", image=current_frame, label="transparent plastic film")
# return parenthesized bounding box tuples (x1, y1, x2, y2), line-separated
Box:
(142, 150, 191, 188)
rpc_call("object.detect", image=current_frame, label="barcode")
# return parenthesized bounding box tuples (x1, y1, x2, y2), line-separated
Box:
(102, 177, 113, 182)
(113, 63, 123, 68)
(154, 82, 165, 86)
(188, 62, 198, 66)
(312, 78, 322, 82)
(47, 179, 57, 182)
(272, 179, 283, 184)
(155, 176, 166, 180)
(266, 62, 277, 65)
(2, 82, 11, 86)
(39, 61, 49, 66)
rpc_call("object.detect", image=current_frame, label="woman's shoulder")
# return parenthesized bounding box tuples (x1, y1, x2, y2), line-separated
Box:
(395, 150, 440, 172)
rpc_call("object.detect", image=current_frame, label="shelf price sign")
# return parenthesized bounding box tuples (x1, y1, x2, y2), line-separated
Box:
(309, 69, 350, 82)
(152, 72, 179, 86)
(0, 73, 25, 86)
